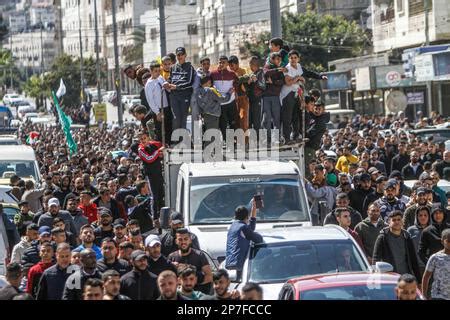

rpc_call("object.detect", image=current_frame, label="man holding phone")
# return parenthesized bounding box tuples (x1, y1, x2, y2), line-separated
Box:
(225, 201, 263, 280)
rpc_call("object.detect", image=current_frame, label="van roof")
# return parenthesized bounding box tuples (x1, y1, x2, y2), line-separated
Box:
(181, 160, 300, 178)
(259, 225, 351, 244)
(0, 145, 36, 160)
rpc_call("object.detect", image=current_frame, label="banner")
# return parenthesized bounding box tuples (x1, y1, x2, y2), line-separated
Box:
(51, 91, 78, 155)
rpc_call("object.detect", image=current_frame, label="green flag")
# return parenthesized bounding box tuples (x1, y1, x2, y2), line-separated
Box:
(51, 91, 77, 155)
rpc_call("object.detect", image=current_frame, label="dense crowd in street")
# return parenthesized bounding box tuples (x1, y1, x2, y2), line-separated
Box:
(0, 37, 449, 301)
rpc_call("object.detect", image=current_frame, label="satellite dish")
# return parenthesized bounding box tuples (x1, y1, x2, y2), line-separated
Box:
(386, 90, 407, 114)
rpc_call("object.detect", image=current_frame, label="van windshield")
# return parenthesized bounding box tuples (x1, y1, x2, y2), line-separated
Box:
(0, 160, 37, 181)
(189, 175, 309, 224)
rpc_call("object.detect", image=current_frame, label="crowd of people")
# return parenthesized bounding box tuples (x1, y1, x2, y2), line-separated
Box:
(0, 36, 449, 301)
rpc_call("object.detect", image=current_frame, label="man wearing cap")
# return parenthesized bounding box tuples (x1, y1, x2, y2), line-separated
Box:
(96, 238, 130, 276)
(120, 250, 159, 300)
(162, 47, 196, 132)
(389, 170, 411, 197)
(374, 179, 406, 222)
(11, 223, 39, 264)
(13, 201, 34, 233)
(336, 145, 359, 174)
(168, 228, 213, 294)
(373, 210, 421, 281)
(362, 175, 387, 217)
(403, 186, 432, 229)
(323, 157, 340, 187)
(79, 191, 98, 224)
(93, 208, 114, 246)
(145, 234, 177, 275)
(418, 206, 450, 264)
(160, 211, 200, 257)
(112, 219, 127, 245)
(62, 248, 102, 300)
(21, 226, 52, 270)
(124, 194, 154, 235)
(37, 197, 77, 236)
(401, 151, 424, 180)
(348, 173, 374, 216)
(305, 99, 330, 163)
(367, 167, 381, 188)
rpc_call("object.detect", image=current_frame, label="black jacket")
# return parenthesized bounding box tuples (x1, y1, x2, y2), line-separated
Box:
(53, 188, 72, 208)
(120, 269, 159, 300)
(362, 191, 384, 218)
(390, 154, 410, 174)
(168, 61, 196, 96)
(93, 196, 122, 221)
(62, 269, 102, 300)
(147, 255, 177, 276)
(373, 228, 421, 281)
(128, 197, 154, 234)
(434, 160, 450, 178)
(1, 212, 20, 251)
(96, 258, 131, 277)
(401, 163, 424, 180)
(21, 240, 41, 269)
(36, 264, 74, 300)
(418, 211, 449, 264)
(348, 187, 374, 216)
(306, 112, 331, 150)
(160, 229, 200, 257)
(323, 206, 363, 229)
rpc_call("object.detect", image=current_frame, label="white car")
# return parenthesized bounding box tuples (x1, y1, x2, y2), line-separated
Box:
(0, 135, 20, 145)
(224, 225, 377, 300)
(2, 94, 22, 105)
(22, 112, 39, 122)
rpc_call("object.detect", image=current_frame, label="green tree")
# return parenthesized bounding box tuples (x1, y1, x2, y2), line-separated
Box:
(244, 11, 371, 72)
(23, 75, 49, 109)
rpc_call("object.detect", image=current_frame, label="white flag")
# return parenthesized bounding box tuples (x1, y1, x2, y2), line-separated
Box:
(56, 78, 66, 99)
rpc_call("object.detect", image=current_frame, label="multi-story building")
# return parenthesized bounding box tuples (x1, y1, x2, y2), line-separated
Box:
(8, 29, 57, 76)
(30, 5, 55, 27)
(8, 11, 27, 33)
(140, 0, 199, 65)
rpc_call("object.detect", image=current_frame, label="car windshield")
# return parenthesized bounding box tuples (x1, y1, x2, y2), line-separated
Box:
(189, 176, 309, 224)
(0, 140, 19, 145)
(2, 207, 19, 223)
(248, 240, 367, 283)
(415, 130, 450, 143)
(301, 284, 397, 300)
(0, 160, 37, 180)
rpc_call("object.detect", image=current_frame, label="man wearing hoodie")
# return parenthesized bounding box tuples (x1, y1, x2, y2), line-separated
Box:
(403, 187, 432, 229)
(355, 203, 387, 264)
(407, 206, 432, 252)
(66, 196, 88, 236)
(349, 173, 374, 216)
(163, 47, 196, 132)
(323, 192, 362, 229)
(418, 207, 450, 264)
(374, 180, 406, 222)
(373, 210, 421, 281)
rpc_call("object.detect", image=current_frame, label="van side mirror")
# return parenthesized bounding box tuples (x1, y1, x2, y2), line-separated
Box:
(159, 207, 171, 229)
(228, 269, 238, 282)
(374, 261, 393, 273)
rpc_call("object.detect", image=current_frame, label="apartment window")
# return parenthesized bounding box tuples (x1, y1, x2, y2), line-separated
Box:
(396, 0, 404, 14)
(150, 28, 157, 40)
(187, 24, 198, 35)
(409, 0, 432, 17)
(434, 52, 450, 77)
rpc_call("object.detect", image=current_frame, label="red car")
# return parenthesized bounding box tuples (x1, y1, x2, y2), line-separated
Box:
(278, 272, 424, 300)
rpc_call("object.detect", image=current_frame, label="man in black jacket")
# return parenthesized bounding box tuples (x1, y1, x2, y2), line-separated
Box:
(323, 193, 362, 229)
(373, 211, 421, 281)
(348, 173, 374, 216)
(102, 270, 130, 300)
(160, 211, 200, 257)
(0, 263, 22, 300)
(36, 243, 73, 300)
(362, 175, 387, 217)
(418, 206, 450, 264)
(163, 47, 196, 131)
(125, 195, 154, 234)
(62, 248, 102, 300)
(401, 151, 424, 180)
(119, 250, 159, 300)
(21, 226, 52, 270)
(305, 99, 330, 165)
(390, 141, 410, 173)
(96, 238, 131, 277)
(145, 235, 177, 276)
(93, 187, 122, 221)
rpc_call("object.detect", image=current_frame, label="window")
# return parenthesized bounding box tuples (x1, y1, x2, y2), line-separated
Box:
(150, 28, 157, 40)
(409, 0, 432, 17)
(396, 0, 404, 13)
(187, 24, 198, 35)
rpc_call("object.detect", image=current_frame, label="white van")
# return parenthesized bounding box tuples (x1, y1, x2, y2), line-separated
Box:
(0, 233, 6, 276)
(0, 145, 41, 186)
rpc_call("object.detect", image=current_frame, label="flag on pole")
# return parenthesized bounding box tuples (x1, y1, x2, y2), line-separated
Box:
(56, 78, 66, 99)
(51, 91, 77, 156)
(26, 131, 40, 145)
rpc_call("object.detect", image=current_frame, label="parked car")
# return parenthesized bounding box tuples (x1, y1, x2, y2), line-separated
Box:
(410, 128, 450, 144)
(2, 94, 22, 105)
(22, 112, 39, 122)
(0, 135, 20, 145)
(278, 272, 424, 300)
(223, 225, 378, 300)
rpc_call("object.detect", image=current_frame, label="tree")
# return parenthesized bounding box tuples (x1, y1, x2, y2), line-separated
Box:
(23, 75, 49, 109)
(244, 11, 371, 72)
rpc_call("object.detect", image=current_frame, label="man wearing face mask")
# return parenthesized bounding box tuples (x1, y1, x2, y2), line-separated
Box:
(401, 151, 424, 180)
(62, 248, 102, 300)
(348, 173, 374, 216)
(374, 180, 406, 222)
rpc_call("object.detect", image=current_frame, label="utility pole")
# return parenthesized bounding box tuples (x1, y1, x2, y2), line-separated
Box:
(78, 0, 85, 104)
(9, 33, 13, 89)
(94, 0, 101, 105)
(424, 0, 432, 116)
(159, 0, 167, 57)
(111, 0, 123, 126)
(269, 0, 282, 38)
(40, 15, 44, 74)
(239, 0, 243, 25)
(56, 0, 64, 55)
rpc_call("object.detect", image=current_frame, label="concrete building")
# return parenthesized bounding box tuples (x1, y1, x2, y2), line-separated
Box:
(8, 12, 27, 33)
(30, 5, 55, 27)
(140, 1, 199, 65)
(8, 29, 57, 76)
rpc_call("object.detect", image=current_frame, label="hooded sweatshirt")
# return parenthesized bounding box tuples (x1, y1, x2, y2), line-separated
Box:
(406, 206, 431, 252)
(418, 209, 450, 263)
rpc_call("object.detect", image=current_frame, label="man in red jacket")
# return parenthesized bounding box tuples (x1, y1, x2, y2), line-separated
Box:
(138, 131, 165, 218)
(78, 191, 98, 224)
(26, 241, 54, 298)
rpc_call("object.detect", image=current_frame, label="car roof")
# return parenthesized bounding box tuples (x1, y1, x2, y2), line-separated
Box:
(257, 225, 351, 244)
(0, 145, 36, 160)
(288, 272, 400, 291)
(181, 160, 299, 178)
